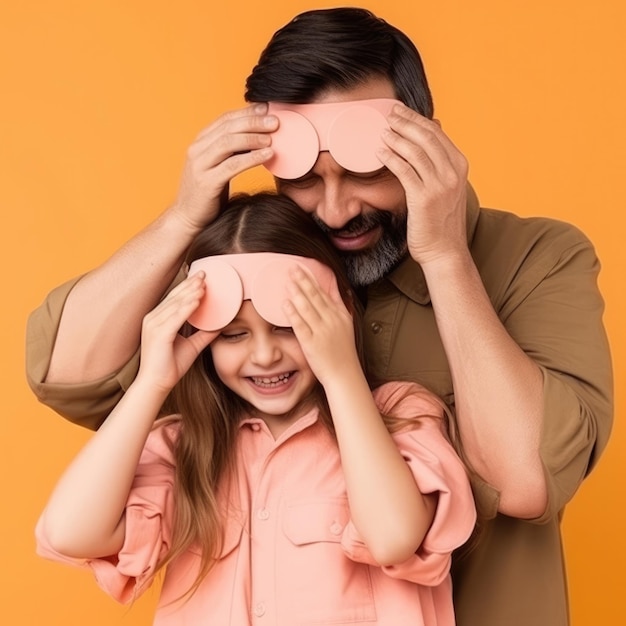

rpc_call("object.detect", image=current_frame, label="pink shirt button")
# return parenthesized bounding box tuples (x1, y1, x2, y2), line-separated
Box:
(330, 522, 343, 535)
(253, 601, 266, 617)
(257, 508, 270, 520)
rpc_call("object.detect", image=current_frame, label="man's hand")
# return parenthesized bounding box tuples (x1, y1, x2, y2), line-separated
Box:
(170, 103, 278, 232)
(378, 103, 469, 266)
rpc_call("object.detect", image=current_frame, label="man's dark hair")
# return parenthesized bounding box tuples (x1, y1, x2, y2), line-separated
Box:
(245, 7, 434, 118)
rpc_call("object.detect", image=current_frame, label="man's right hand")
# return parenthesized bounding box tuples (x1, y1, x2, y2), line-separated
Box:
(41, 104, 277, 389)
(169, 103, 277, 233)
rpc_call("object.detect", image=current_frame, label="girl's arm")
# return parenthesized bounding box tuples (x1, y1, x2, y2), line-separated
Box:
(285, 269, 436, 567)
(40, 274, 216, 559)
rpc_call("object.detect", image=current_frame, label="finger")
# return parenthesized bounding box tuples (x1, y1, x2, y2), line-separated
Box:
(376, 141, 424, 190)
(158, 273, 206, 312)
(211, 147, 274, 181)
(185, 329, 220, 354)
(282, 299, 313, 339)
(170, 270, 206, 295)
(194, 103, 272, 141)
(326, 275, 348, 310)
(288, 267, 328, 321)
(186, 134, 274, 174)
(177, 146, 274, 214)
(147, 274, 206, 328)
(410, 112, 465, 170)
(191, 110, 278, 158)
(388, 104, 455, 154)
(380, 128, 435, 182)
(386, 105, 465, 177)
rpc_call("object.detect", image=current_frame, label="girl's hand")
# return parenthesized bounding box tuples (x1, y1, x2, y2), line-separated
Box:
(284, 267, 359, 386)
(137, 272, 217, 394)
(170, 103, 277, 232)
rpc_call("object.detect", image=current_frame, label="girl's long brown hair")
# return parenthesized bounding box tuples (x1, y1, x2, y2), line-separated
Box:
(155, 192, 369, 600)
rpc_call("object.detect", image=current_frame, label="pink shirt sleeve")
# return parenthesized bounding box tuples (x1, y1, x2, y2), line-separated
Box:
(35, 420, 179, 604)
(340, 382, 477, 586)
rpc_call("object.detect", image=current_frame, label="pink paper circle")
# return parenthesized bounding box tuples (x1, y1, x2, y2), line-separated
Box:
(265, 110, 320, 179)
(327, 106, 388, 172)
(187, 259, 243, 331)
(250, 258, 294, 327)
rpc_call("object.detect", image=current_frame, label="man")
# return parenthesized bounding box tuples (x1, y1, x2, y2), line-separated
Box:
(27, 8, 612, 626)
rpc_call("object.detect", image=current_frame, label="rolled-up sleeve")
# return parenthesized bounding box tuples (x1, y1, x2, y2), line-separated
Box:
(25, 276, 141, 429)
(341, 383, 477, 585)
(35, 422, 178, 603)
(501, 230, 613, 522)
(26, 267, 187, 430)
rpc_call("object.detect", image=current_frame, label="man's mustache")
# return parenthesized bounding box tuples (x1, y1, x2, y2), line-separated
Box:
(312, 212, 391, 237)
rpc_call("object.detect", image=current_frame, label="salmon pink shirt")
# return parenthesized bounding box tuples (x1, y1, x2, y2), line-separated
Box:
(36, 381, 476, 625)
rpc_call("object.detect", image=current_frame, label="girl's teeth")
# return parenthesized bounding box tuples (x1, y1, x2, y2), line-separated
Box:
(252, 372, 292, 386)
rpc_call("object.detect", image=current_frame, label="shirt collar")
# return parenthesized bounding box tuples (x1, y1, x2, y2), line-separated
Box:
(370, 182, 480, 306)
(239, 405, 322, 441)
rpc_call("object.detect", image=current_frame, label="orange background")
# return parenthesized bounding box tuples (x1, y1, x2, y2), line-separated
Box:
(1, 1, 624, 624)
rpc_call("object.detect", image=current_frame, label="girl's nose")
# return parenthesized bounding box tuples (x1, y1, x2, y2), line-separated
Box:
(249, 333, 282, 367)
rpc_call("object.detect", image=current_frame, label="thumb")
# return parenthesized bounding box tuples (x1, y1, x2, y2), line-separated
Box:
(187, 329, 220, 355)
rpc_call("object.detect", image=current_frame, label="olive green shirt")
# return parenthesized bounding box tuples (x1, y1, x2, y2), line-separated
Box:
(26, 188, 613, 626)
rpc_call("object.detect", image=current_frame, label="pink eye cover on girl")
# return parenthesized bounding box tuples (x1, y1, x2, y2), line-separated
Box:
(187, 253, 336, 331)
(264, 98, 401, 179)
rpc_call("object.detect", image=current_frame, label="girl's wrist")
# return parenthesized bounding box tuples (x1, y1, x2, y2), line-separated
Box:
(129, 372, 173, 404)
(321, 361, 368, 396)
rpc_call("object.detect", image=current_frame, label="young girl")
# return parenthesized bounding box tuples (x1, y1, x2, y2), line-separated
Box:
(36, 193, 476, 625)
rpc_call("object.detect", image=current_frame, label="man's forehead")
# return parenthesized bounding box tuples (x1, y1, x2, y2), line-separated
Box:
(311, 77, 398, 104)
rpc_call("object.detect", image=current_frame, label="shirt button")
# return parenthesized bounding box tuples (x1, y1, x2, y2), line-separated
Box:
(370, 321, 383, 334)
(253, 601, 266, 617)
(257, 508, 270, 520)
(251, 423, 261, 431)
(330, 522, 343, 535)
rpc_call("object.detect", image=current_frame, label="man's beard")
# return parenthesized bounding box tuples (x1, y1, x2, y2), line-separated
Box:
(313, 210, 408, 287)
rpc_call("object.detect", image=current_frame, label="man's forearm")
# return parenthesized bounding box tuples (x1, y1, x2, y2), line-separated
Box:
(47, 208, 200, 384)
(423, 250, 547, 519)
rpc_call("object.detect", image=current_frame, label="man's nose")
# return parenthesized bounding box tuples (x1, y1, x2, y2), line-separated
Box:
(313, 154, 362, 230)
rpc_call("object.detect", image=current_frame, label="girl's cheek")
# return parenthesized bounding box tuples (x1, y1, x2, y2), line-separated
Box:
(212, 344, 244, 371)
